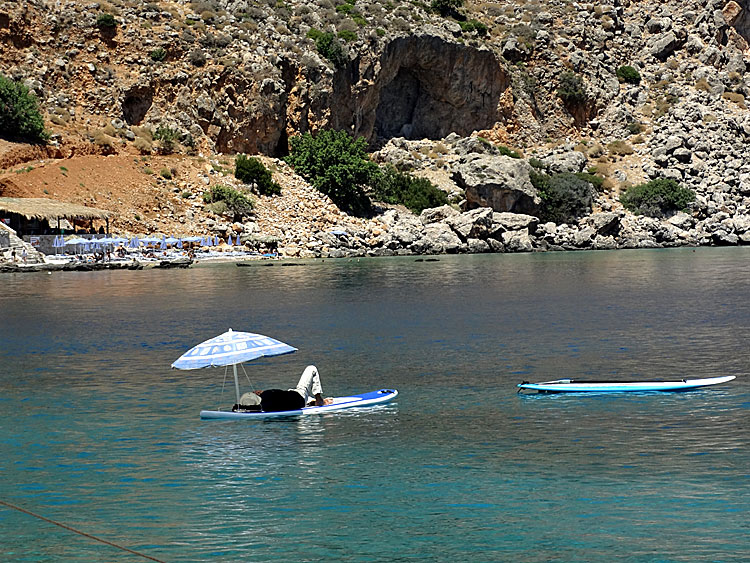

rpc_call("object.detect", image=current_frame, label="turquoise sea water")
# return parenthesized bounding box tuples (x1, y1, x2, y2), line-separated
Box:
(1, 248, 748, 562)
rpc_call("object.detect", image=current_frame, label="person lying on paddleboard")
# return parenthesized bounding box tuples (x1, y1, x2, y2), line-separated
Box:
(249, 365, 334, 412)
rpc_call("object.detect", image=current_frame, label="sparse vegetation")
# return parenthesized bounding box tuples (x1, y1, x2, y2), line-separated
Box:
(607, 140, 634, 156)
(188, 49, 207, 66)
(722, 91, 746, 108)
(153, 125, 179, 154)
(497, 145, 520, 159)
(372, 165, 449, 214)
(557, 71, 587, 106)
(620, 178, 696, 217)
(203, 184, 255, 221)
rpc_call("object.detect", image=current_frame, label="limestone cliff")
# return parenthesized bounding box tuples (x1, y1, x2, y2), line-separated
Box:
(1, 0, 750, 257)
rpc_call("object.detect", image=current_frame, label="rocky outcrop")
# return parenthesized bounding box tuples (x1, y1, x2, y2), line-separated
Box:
(453, 155, 540, 214)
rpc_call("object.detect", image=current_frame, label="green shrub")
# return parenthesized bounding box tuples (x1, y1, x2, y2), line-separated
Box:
(530, 171, 594, 224)
(459, 19, 488, 35)
(372, 165, 449, 214)
(286, 129, 378, 216)
(234, 154, 281, 196)
(153, 125, 179, 154)
(557, 71, 587, 105)
(150, 48, 167, 62)
(337, 29, 357, 42)
(497, 145, 520, 159)
(96, 13, 117, 28)
(616, 65, 641, 85)
(528, 157, 545, 169)
(431, 0, 463, 17)
(203, 184, 254, 220)
(573, 172, 604, 191)
(311, 31, 348, 68)
(0, 74, 48, 143)
(160, 168, 172, 179)
(619, 178, 695, 217)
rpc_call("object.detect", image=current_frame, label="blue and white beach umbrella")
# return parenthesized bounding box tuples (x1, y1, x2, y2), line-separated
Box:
(171, 329, 297, 404)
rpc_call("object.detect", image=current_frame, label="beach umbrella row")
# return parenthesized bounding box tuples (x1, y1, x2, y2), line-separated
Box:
(53, 234, 230, 253)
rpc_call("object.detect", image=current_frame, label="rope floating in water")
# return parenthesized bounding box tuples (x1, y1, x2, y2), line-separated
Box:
(0, 499, 166, 563)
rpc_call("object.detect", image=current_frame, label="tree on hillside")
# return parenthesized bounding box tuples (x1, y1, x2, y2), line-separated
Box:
(286, 129, 378, 216)
(234, 154, 280, 196)
(0, 74, 48, 143)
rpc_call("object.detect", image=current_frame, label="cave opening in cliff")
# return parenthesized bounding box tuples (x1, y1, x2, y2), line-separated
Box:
(374, 68, 421, 139)
(367, 38, 510, 144)
(122, 88, 153, 126)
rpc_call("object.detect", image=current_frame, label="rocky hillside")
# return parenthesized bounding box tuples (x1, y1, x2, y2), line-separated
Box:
(1, 0, 750, 257)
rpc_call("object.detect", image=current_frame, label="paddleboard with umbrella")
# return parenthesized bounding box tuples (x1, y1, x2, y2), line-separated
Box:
(171, 329, 398, 419)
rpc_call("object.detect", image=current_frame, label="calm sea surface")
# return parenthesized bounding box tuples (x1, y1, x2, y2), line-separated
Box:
(1, 248, 748, 562)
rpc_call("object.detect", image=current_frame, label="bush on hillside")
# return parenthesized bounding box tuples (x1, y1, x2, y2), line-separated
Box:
(203, 184, 254, 221)
(372, 165, 449, 214)
(152, 125, 179, 154)
(431, 0, 463, 17)
(557, 71, 587, 106)
(308, 30, 348, 69)
(150, 48, 167, 62)
(616, 65, 641, 85)
(619, 178, 695, 217)
(234, 154, 281, 196)
(96, 13, 116, 28)
(0, 74, 48, 143)
(530, 170, 595, 224)
(286, 129, 378, 216)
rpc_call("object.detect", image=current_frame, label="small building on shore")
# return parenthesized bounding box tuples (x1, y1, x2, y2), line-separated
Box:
(0, 197, 114, 254)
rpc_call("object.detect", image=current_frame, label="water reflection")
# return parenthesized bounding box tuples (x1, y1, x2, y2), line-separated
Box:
(1, 249, 749, 561)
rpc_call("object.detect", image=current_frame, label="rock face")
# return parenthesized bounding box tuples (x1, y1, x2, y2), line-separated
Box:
(339, 34, 511, 144)
(453, 155, 540, 214)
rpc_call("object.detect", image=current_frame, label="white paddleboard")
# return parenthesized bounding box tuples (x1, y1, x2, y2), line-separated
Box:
(200, 388, 398, 419)
(518, 376, 736, 393)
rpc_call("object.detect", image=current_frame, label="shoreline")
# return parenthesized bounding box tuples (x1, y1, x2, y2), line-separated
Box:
(3, 242, 747, 274)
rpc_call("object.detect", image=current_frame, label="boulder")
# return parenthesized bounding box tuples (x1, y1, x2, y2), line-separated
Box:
(490, 212, 539, 237)
(648, 30, 686, 60)
(467, 238, 491, 253)
(667, 212, 695, 230)
(446, 207, 494, 240)
(501, 229, 534, 252)
(420, 205, 459, 225)
(453, 155, 540, 215)
(585, 212, 621, 237)
(418, 222, 463, 254)
(541, 151, 587, 174)
(712, 230, 739, 245)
